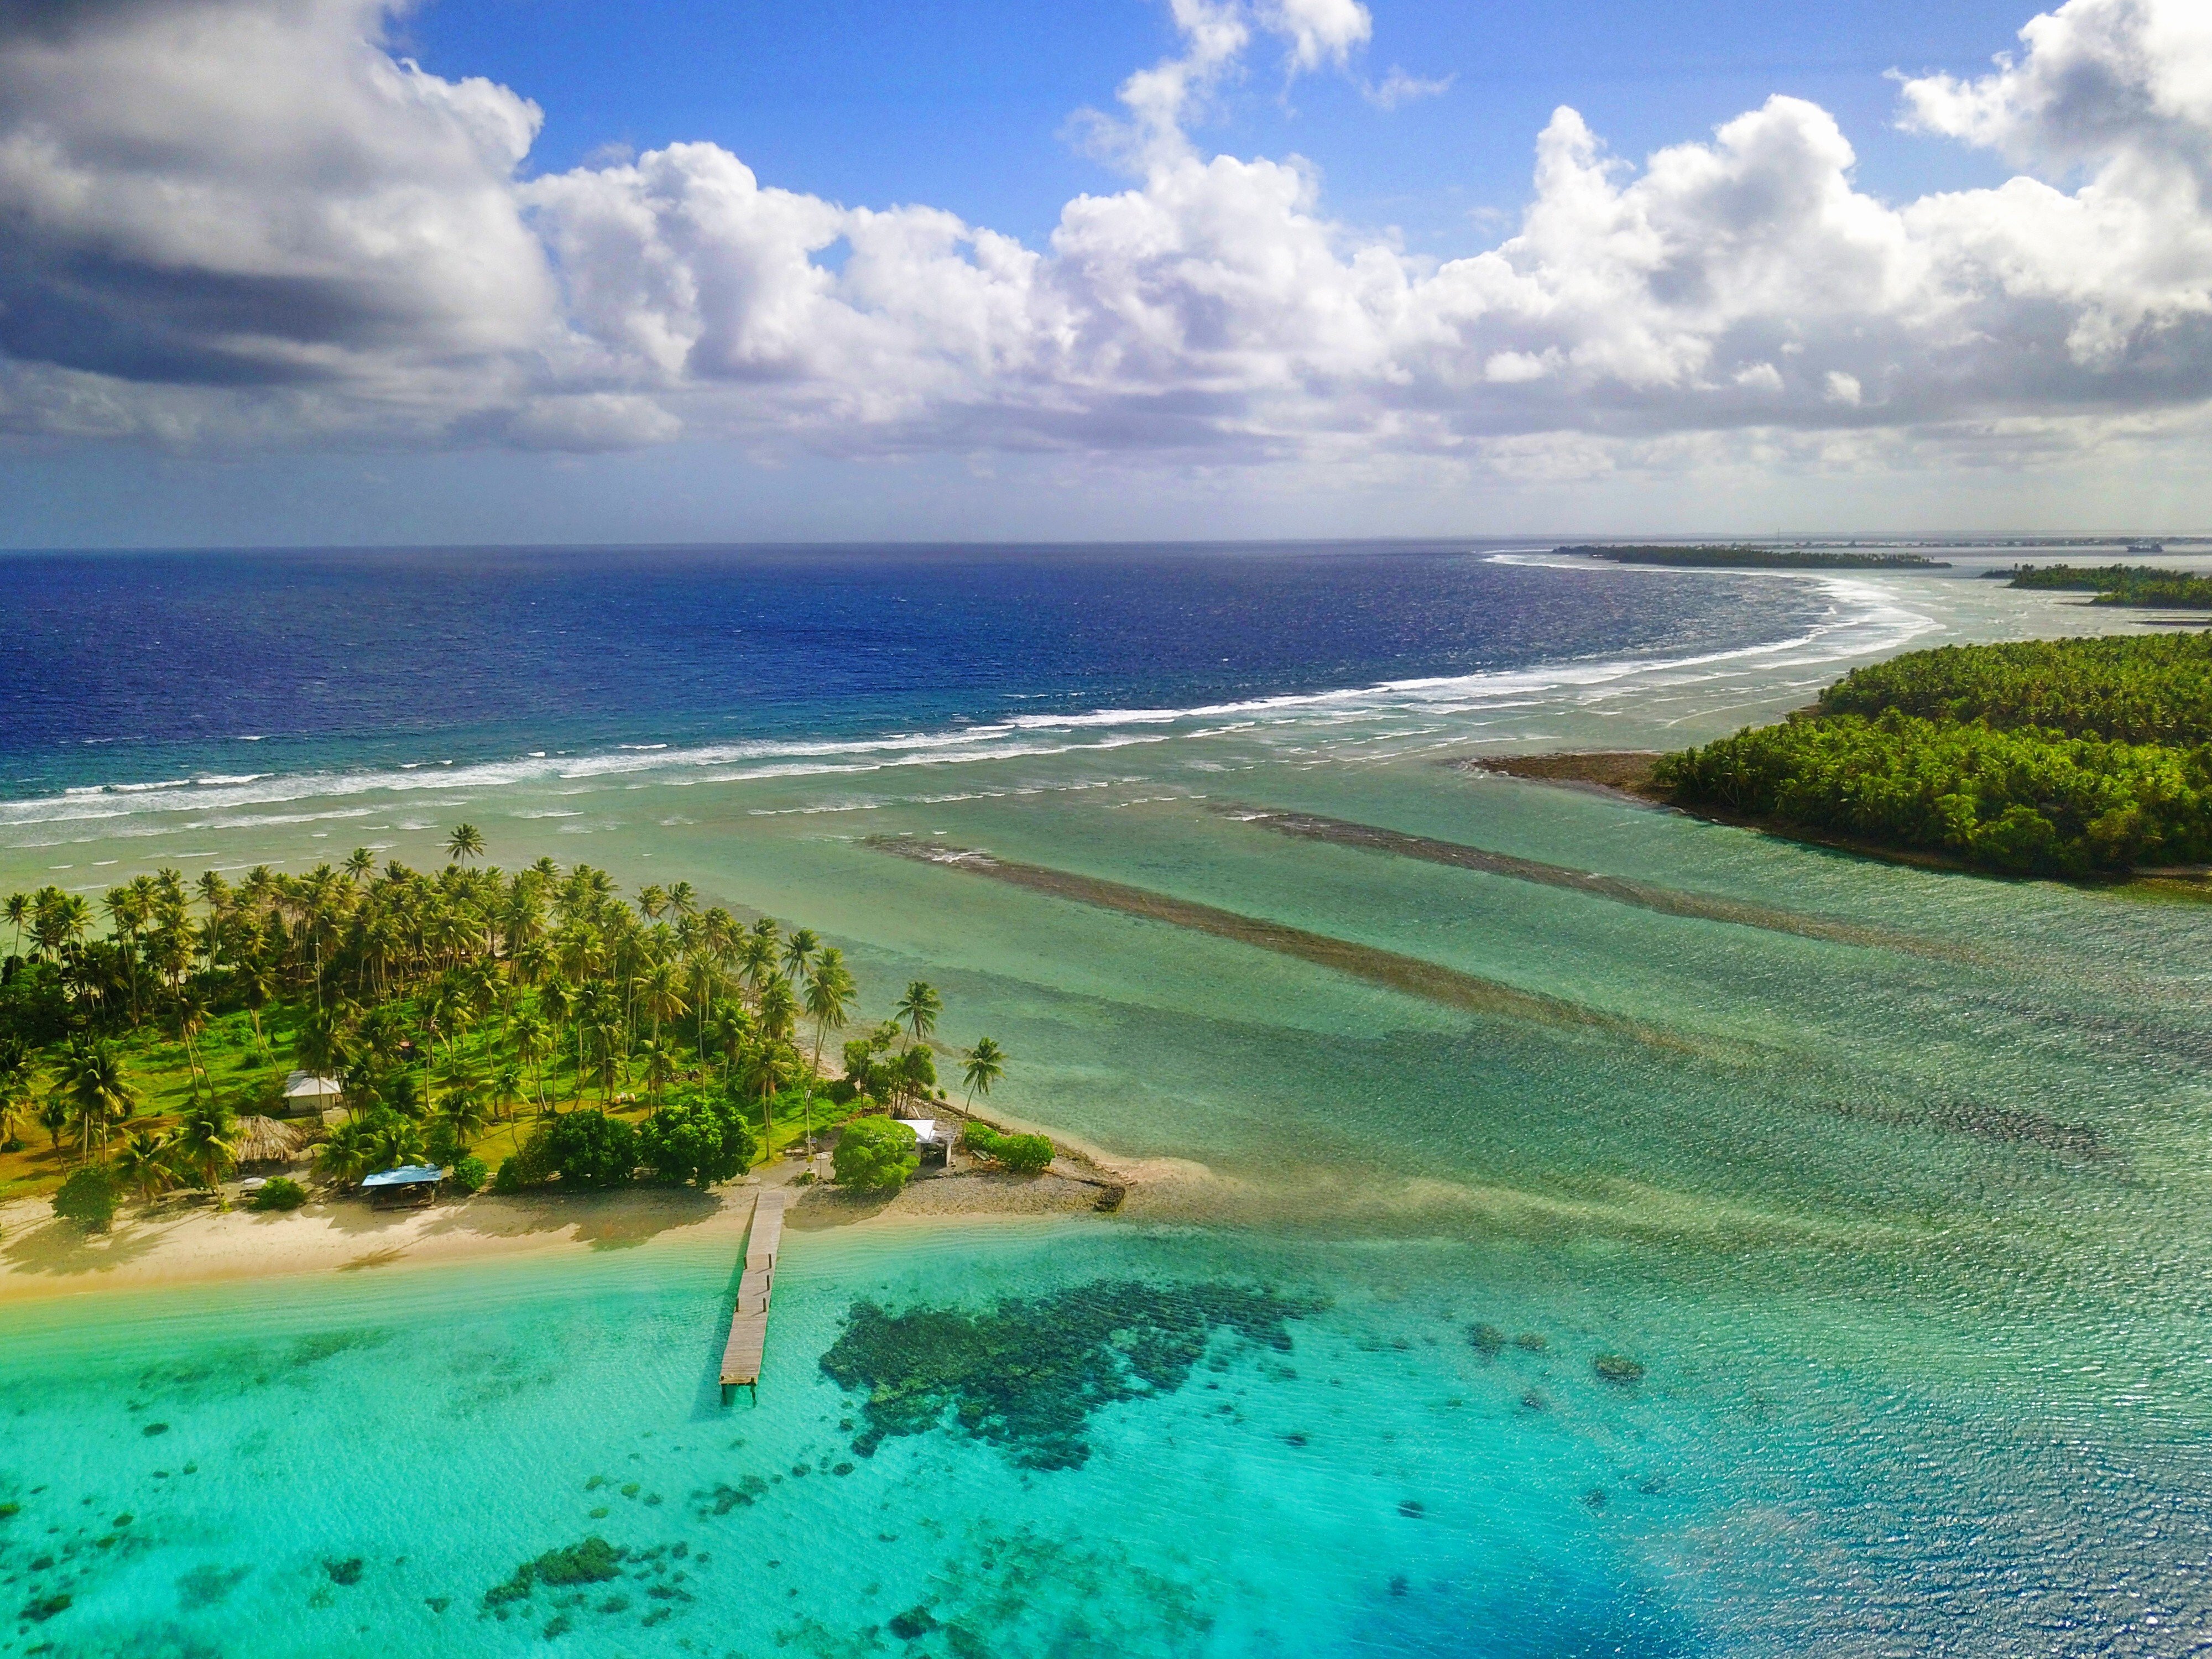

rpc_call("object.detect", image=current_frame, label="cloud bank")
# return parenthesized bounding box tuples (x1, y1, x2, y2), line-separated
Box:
(3, 0, 2210, 484)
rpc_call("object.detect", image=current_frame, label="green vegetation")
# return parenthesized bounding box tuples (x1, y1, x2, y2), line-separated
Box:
(1, 829, 1006, 1211)
(1566, 544, 1948, 570)
(248, 1176, 306, 1212)
(1655, 633, 2212, 874)
(2000, 564, 2212, 606)
(51, 1164, 118, 1231)
(960, 1121, 1054, 1175)
(832, 1117, 919, 1192)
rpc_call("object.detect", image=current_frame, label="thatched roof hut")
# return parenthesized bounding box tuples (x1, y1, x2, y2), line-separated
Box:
(233, 1114, 321, 1166)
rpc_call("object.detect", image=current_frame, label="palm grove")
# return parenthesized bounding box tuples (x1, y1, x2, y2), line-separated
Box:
(0, 827, 1010, 1224)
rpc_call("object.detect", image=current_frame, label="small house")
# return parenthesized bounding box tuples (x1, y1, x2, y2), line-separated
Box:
(361, 1164, 445, 1208)
(281, 1071, 343, 1119)
(897, 1119, 948, 1169)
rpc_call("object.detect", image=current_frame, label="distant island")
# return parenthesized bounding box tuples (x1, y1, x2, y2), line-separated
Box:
(1991, 564, 2212, 607)
(1563, 545, 1952, 570)
(1651, 633, 2212, 877)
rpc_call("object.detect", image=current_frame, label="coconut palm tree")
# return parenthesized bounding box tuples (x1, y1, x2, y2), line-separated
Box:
(446, 823, 487, 864)
(3, 891, 27, 957)
(53, 1040, 135, 1161)
(316, 1119, 375, 1186)
(173, 1100, 237, 1194)
(781, 926, 820, 987)
(639, 958, 686, 1046)
(636, 1039, 677, 1108)
(344, 847, 375, 884)
(800, 949, 855, 1150)
(893, 980, 941, 1050)
(962, 1037, 1006, 1108)
(754, 975, 797, 1150)
(112, 1129, 179, 1203)
(0, 1040, 34, 1142)
(436, 1076, 491, 1152)
(510, 1010, 552, 1112)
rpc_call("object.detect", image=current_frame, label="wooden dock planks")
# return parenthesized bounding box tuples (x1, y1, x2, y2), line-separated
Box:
(720, 1189, 787, 1400)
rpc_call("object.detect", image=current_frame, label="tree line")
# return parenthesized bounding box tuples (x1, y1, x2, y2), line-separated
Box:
(1, 826, 1009, 1220)
(2000, 565, 2212, 608)
(1653, 634, 2212, 875)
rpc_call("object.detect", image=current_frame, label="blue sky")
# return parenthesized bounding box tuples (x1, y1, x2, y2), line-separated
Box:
(406, 0, 2029, 251)
(1, 0, 2208, 546)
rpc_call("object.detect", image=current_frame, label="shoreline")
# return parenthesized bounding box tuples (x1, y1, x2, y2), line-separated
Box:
(1468, 750, 2014, 875)
(0, 1152, 1125, 1309)
(1466, 750, 2212, 888)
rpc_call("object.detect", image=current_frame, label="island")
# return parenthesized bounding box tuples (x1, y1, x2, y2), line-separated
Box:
(1483, 633, 2212, 879)
(1992, 564, 2212, 607)
(1649, 633, 2212, 875)
(0, 830, 1084, 1244)
(1562, 544, 1951, 570)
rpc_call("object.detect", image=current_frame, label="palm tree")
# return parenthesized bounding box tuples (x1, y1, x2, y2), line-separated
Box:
(0, 1044, 34, 1150)
(168, 990, 211, 1103)
(112, 1129, 179, 1203)
(240, 961, 278, 1057)
(800, 949, 855, 1150)
(754, 975, 797, 1151)
(174, 1100, 237, 1194)
(737, 928, 778, 1006)
(894, 980, 941, 1050)
(492, 1060, 525, 1124)
(3, 891, 27, 957)
(446, 823, 487, 863)
(636, 1039, 677, 1108)
(781, 926, 820, 987)
(711, 1006, 753, 1085)
(665, 881, 696, 918)
(366, 1115, 428, 1175)
(437, 1077, 491, 1152)
(639, 958, 686, 1046)
(962, 1037, 1006, 1108)
(637, 884, 668, 922)
(510, 1010, 552, 1113)
(316, 1119, 375, 1186)
(53, 1040, 136, 1161)
(344, 847, 376, 884)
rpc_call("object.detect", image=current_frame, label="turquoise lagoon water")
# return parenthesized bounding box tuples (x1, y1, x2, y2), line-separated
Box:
(3, 549, 2210, 1655)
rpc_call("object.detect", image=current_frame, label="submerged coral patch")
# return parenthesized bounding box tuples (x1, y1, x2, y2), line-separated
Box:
(819, 1279, 1318, 1469)
(483, 1536, 625, 1610)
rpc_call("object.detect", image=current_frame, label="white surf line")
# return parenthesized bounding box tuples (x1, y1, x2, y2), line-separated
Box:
(0, 581, 1924, 836)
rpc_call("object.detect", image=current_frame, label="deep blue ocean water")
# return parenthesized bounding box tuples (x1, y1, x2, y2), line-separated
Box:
(12, 544, 2205, 1657)
(0, 543, 1828, 797)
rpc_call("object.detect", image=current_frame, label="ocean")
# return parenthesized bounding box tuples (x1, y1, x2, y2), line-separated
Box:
(1, 541, 2206, 1658)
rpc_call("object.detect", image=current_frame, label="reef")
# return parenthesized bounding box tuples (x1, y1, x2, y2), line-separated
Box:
(820, 1279, 1319, 1469)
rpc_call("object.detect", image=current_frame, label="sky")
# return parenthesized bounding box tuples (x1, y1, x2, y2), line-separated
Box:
(3, 0, 2210, 546)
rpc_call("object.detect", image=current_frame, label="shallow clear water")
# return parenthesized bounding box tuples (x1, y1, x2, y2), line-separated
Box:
(2, 546, 2206, 1656)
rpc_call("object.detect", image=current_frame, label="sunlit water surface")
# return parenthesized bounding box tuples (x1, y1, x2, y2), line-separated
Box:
(1, 546, 2205, 1657)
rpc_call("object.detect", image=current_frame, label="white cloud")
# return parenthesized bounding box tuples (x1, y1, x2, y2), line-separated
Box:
(6, 0, 2212, 489)
(1365, 66, 1454, 111)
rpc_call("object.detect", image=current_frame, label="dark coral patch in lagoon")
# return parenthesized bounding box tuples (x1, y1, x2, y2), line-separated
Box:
(819, 1279, 1319, 1469)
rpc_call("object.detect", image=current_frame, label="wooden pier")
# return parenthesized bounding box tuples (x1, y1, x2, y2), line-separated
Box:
(719, 1190, 786, 1404)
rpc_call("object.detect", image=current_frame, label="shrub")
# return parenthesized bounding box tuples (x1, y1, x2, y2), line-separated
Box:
(638, 1095, 757, 1187)
(249, 1177, 307, 1212)
(961, 1123, 1054, 1175)
(424, 1120, 462, 1168)
(53, 1165, 119, 1232)
(511, 1110, 639, 1189)
(832, 1118, 919, 1192)
(448, 1155, 488, 1194)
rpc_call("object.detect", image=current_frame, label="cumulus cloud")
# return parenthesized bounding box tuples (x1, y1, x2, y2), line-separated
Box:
(3, 0, 2212, 480)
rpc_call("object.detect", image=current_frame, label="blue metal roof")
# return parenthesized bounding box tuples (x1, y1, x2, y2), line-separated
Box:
(361, 1164, 446, 1187)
